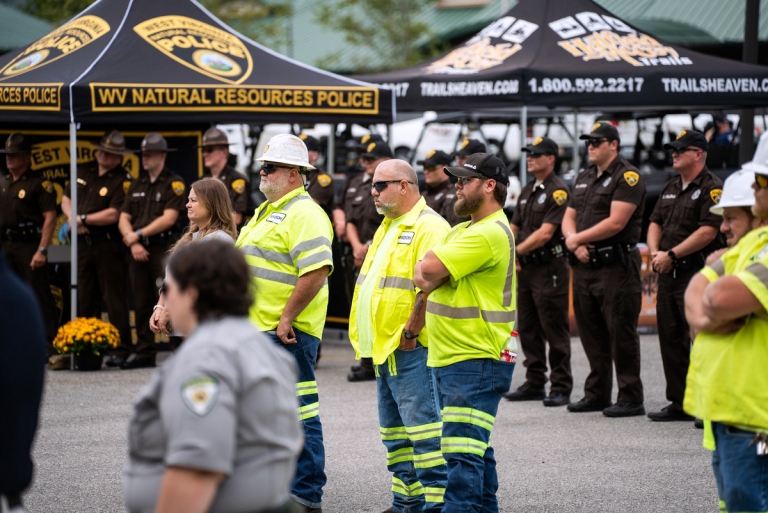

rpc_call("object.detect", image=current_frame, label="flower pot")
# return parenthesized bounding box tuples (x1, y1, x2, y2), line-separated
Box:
(73, 351, 103, 371)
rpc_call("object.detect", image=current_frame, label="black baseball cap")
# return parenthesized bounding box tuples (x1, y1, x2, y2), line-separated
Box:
(452, 138, 486, 157)
(417, 150, 453, 167)
(663, 129, 709, 152)
(299, 134, 321, 152)
(356, 133, 384, 151)
(580, 121, 620, 142)
(522, 136, 558, 155)
(444, 153, 509, 185)
(361, 141, 393, 160)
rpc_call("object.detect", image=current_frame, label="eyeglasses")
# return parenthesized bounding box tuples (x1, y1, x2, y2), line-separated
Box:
(371, 179, 414, 192)
(261, 163, 291, 174)
(449, 176, 483, 185)
(671, 147, 701, 156)
(584, 138, 610, 149)
(756, 174, 768, 189)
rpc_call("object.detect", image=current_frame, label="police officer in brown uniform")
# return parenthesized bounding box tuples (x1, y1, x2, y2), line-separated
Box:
(61, 131, 134, 367)
(417, 149, 466, 226)
(118, 133, 186, 369)
(200, 127, 249, 228)
(299, 134, 335, 218)
(646, 130, 724, 422)
(451, 138, 486, 167)
(562, 122, 647, 417)
(504, 137, 573, 407)
(0, 133, 58, 350)
(345, 140, 391, 382)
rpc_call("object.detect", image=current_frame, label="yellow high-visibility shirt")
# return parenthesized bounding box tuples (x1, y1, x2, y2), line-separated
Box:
(349, 197, 450, 365)
(426, 208, 516, 368)
(684, 225, 768, 432)
(235, 187, 334, 338)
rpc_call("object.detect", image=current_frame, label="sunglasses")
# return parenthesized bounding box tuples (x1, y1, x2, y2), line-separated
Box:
(448, 175, 483, 185)
(423, 166, 440, 172)
(261, 163, 291, 174)
(584, 138, 611, 148)
(756, 174, 768, 189)
(361, 156, 377, 164)
(527, 153, 549, 159)
(371, 179, 414, 192)
(671, 147, 701, 156)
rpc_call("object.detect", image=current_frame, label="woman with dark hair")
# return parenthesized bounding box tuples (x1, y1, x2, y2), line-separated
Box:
(124, 240, 302, 513)
(149, 177, 236, 337)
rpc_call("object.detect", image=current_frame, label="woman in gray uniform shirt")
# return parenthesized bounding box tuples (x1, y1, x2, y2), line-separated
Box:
(124, 240, 303, 513)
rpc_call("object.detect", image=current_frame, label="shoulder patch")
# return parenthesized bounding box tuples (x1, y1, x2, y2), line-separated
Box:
(623, 171, 639, 187)
(317, 173, 332, 188)
(553, 189, 568, 206)
(181, 377, 220, 416)
(231, 178, 246, 194)
(123, 180, 131, 194)
(710, 189, 722, 204)
(41, 180, 54, 194)
(171, 180, 185, 196)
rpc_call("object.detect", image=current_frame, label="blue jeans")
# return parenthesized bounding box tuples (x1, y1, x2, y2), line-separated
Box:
(712, 422, 768, 513)
(433, 359, 514, 513)
(377, 344, 447, 513)
(267, 328, 326, 508)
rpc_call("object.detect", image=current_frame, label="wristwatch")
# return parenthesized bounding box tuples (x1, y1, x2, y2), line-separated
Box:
(38, 247, 48, 256)
(136, 228, 144, 238)
(403, 330, 419, 340)
(80, 213, 87, 224)
(667, 250, 677, 261)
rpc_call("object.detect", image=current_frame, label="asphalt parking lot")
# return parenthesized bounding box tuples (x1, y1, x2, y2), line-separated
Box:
(24, 332, 717, 512)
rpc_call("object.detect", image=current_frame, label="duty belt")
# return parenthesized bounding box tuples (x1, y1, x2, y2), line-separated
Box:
(78, 228, 121, 246)
(141, 229, 180, 247)
(672, 251, 706, 278)
(0, 225, 42, 242)
(572, 243, 637, 269)
(518, 244, 567, 267)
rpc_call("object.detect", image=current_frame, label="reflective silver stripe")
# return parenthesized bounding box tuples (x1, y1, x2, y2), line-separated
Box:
(290, 236, 332, 260)
(241, 245, 293, 265)
(710, 258, 726, 277)
(495, 221, 515, 308)
(283, 195, 310, 210)
(481, 310, 516, 323)
(249, 265, 297, 285)
(419, 208, 443, 219)
(356, 273, 366, 286)
(297, 250, 333, 270)
(379, 276, 415, 291)
(427, 301, 480, 319)
(746, 262, 768, 287)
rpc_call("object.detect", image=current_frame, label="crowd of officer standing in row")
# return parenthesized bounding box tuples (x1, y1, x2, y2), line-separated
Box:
(3, 120, 768, 512)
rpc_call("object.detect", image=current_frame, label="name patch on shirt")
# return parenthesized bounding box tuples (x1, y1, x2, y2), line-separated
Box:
(398, 231, 415, 244)
(267, 212, 286, 224)
(662, 194, 676, 200)
(575, 183, 587, 189)
(181, 377, 219, 417)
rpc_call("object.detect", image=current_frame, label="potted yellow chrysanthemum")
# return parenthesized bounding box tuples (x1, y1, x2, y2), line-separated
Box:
(53, 317, 120, 371)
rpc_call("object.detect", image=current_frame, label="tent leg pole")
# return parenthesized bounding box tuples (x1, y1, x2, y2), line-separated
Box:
(69, 122, 78, 370)
(573, 110, 579, 172)
(520, 105, 527, 186)
(328, 125, 335, 175)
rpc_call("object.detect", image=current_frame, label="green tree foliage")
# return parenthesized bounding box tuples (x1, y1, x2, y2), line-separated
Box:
(315, 0, 444, 72)
(24, 0, 94, 24)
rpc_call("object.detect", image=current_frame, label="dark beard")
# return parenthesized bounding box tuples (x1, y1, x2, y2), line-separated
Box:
(454, 194, 482, 217)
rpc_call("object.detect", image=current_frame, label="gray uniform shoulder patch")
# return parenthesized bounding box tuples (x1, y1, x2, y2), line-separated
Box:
(181, 377, 220, 416)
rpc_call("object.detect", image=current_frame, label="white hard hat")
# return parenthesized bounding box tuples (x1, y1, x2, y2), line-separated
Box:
(256, 134, 315, 170)
(710, 169, 756, 215)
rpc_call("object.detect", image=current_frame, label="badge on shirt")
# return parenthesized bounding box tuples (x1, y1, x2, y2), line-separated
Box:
(231, 178, 246, 194)
(77, 178, 87, 185)
(691, 189, 701, 200)
(42, 180, 55, 194)
(553, 190, 568, 206)
(181, 377, 220, 416)
(123, 181, 131, 193)
(398, 231, 415, 244)
(267, 212, 286, 224)
(99, 186, 108, 197)
(623, 171, 639, 187)
(537, 192, 546, 204)
(317, 174, 332, 187)
(710, 189, 722, 204)
(602, 176, 612, 187)
(348, 187, 357, 194)
(18, 189, 25, 199)
(155, 192, 162, 202)
(171, 180, 185, 197)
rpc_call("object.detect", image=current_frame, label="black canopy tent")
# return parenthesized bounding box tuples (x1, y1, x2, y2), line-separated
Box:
(0, 0, 394, 324)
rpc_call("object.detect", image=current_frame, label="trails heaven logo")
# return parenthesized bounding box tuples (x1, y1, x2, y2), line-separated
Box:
(0, 16, 111, 80)
(134, 16, 253, 84)
(426, 16, 538, 75)
(548, 12, 691, 67)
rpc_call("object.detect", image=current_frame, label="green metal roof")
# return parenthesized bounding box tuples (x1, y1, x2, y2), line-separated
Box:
(0, 3, 53, 53)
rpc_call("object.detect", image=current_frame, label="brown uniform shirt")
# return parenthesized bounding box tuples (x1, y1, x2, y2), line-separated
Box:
(204, 165, 249, 215)
(649, 167, 724, 253)
(0, 169, 56, 229)
(306, 167, 335, 218)
(422, 179, 467, 226)
(511, 172, 570, 245)
(64, 161, 131, 236)
(340, 171, 382, 244)
(571, 156, 646, 246)
(120, 168, 186, 230)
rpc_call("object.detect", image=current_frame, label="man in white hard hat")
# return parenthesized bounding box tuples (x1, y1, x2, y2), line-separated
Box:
(710, 168, 763, 250)
(235, 134, 333, 513)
